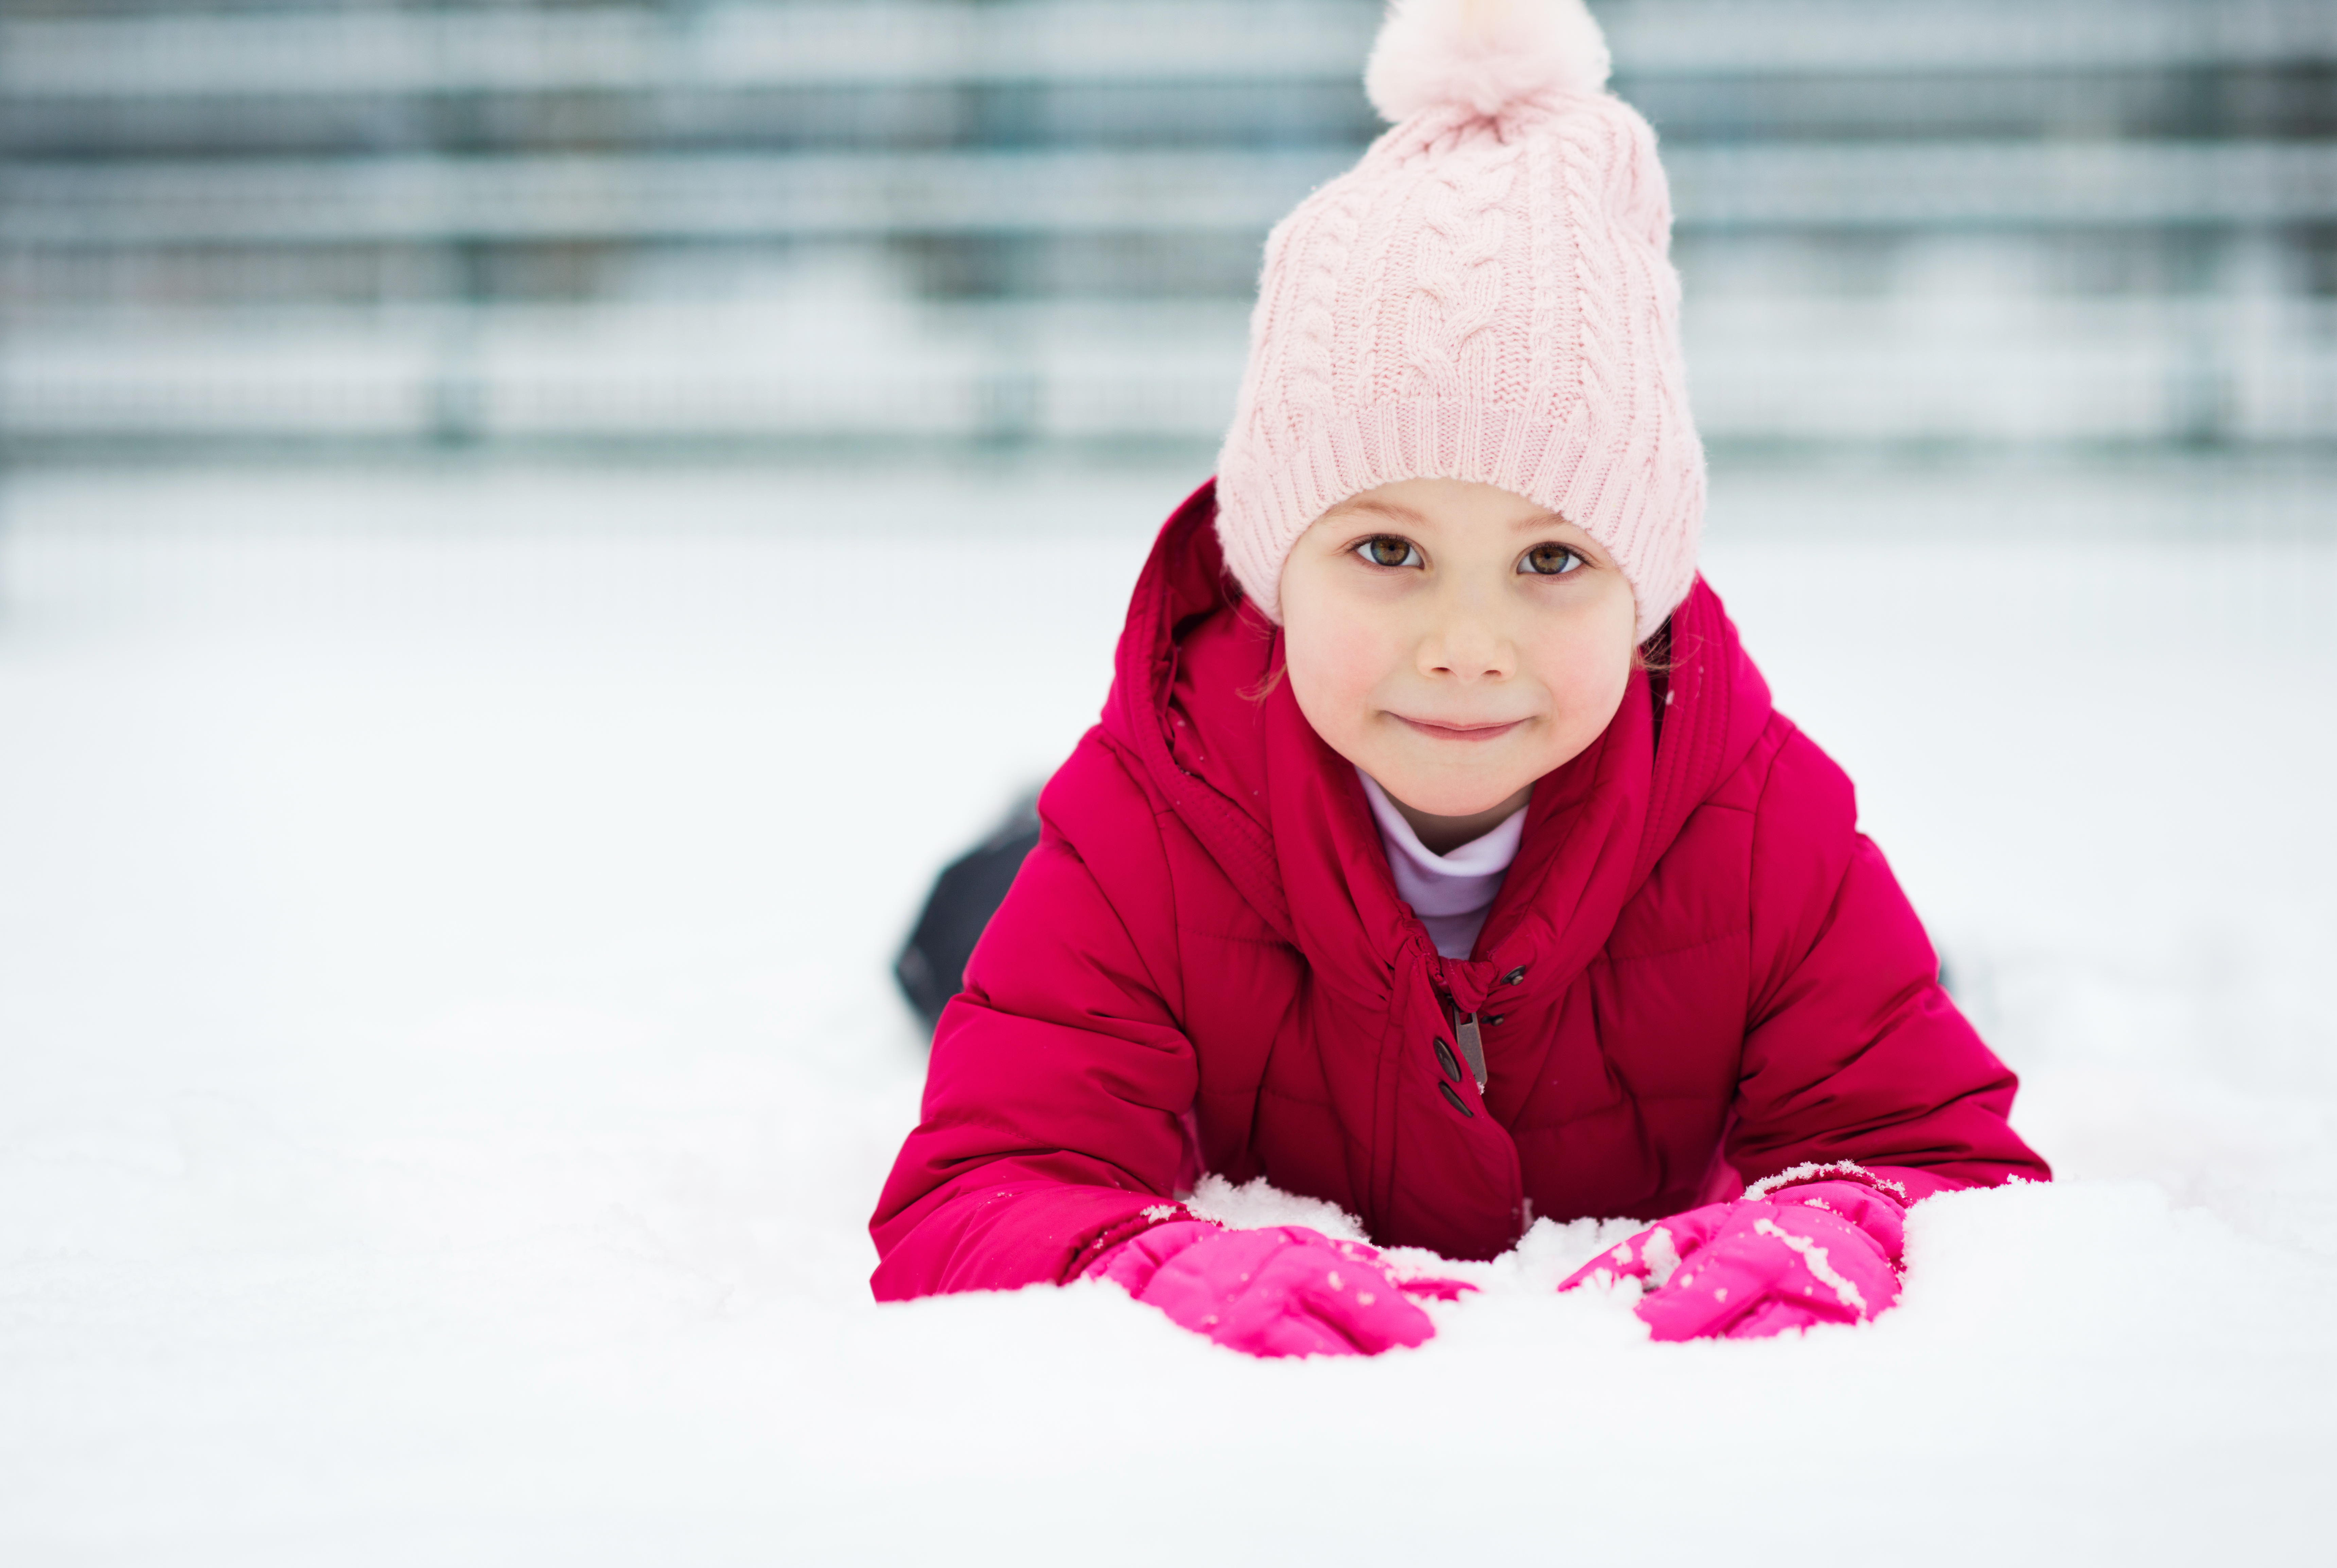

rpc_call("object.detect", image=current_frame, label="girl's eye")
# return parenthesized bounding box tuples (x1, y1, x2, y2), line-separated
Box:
(1355, 536, 1422, 569)
(1520, 542, 1582, 576)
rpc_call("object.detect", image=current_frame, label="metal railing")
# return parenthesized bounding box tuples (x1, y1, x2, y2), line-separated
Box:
(3, 0, 2332, 455)
(8, 1, 2333, 96)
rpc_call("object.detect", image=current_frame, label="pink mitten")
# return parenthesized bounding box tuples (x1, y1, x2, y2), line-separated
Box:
(1088, 1221, 1471, 1358)
(1558, 1178, 1906, 1341)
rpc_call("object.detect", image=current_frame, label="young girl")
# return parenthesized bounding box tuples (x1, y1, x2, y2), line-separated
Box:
(871, 0, 2048, 1355)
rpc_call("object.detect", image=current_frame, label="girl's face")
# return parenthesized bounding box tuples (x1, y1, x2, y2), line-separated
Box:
(1278, 477, 1639, 832)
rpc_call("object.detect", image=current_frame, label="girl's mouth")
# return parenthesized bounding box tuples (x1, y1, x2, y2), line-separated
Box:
(1394, 715, 1527, 743)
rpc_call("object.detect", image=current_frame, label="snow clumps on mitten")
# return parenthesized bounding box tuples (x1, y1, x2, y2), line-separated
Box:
(1559, 1170, 1910, 1341)
(1087, 1219, 1474, 1358)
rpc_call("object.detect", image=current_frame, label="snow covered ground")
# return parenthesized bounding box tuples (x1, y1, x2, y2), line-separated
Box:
(1, 458, 2333, 1564)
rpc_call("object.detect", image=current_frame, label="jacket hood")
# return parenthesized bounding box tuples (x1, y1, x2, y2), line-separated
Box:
(1100, 480, 1772, 1007)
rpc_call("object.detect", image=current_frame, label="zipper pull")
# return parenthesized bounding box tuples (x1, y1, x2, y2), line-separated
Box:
(1453, 1009, 1487, 1093)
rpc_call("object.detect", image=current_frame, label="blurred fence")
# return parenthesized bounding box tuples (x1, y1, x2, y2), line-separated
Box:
(2, 0, 2334, 455)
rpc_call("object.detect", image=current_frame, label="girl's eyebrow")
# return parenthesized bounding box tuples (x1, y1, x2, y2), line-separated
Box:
(1324, 498, 1426, 525)
(1321, 498, 1574, 532)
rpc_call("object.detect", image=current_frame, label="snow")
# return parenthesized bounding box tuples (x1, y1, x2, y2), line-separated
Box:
(1184, 1173, 1371, 1242)
(1747, 1217, 1867, 1312)
(1742, 1161, 1908, 1201)
(0, 458, 2333, 1564)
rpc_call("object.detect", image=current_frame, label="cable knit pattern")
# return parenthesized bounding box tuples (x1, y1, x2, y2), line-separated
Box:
(1401, 135, 1518, 410)
(1215, 2, 1704, 641)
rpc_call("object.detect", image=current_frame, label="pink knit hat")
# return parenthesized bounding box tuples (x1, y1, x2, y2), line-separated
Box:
(1213, 0, 1703, 641)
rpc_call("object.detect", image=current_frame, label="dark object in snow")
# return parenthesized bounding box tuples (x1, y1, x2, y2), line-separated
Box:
(894, 794, 1042, 1036)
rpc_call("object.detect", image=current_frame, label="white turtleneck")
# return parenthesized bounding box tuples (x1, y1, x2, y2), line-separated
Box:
(1357, 769, 1526, 960)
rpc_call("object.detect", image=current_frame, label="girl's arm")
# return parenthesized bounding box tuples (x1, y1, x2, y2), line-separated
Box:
(1552, 729, 2046, 1342)
(1729, 723, 2050, 1199)
(869, 736, 1201, 1299)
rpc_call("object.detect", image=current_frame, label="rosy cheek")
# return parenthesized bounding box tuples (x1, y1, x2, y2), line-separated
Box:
(1299, 618, 1384, 700)
(1535, 624, 1633, 722)
(1329, 623, 1392, 692)
(1287, 618, 1394, 755)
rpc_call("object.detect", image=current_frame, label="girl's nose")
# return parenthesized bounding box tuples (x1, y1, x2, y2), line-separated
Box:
(1419, 611, 1515, 682)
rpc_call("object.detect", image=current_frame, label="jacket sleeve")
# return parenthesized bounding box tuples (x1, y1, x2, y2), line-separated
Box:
(869, 733, 1202, 1300)
(1730, 723, 2051, 1202)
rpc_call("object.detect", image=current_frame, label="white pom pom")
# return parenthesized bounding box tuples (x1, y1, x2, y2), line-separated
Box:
(1364, 0, 1612, 122)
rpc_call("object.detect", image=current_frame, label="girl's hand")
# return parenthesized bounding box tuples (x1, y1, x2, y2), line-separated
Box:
(1558, 1179, 1906, 1341)
(1088, 1220, 1472, 1358)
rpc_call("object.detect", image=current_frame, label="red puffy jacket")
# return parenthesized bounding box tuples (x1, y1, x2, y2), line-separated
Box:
(872, 483, 2046, 1297)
